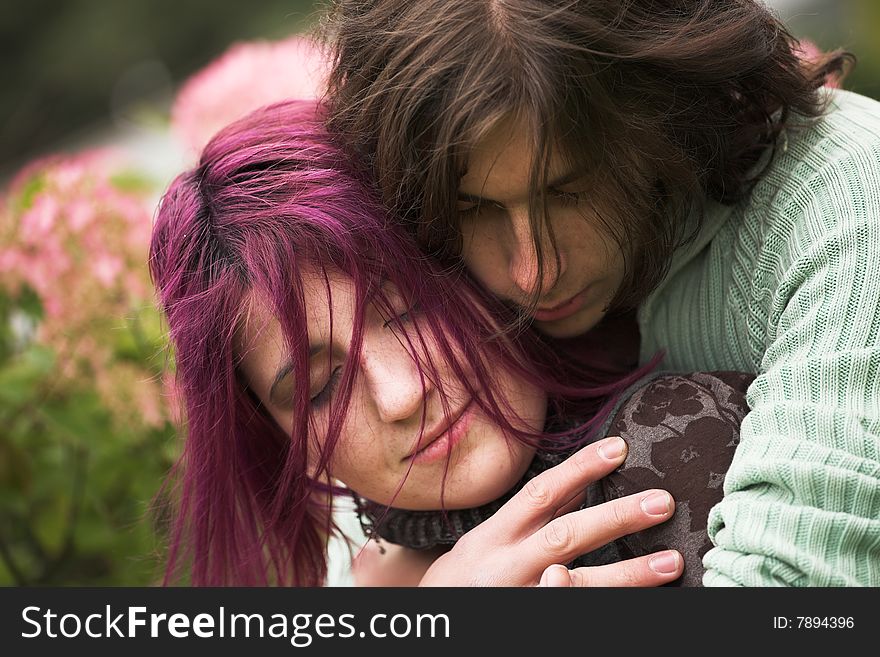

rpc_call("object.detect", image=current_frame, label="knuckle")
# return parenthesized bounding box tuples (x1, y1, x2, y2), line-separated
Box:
(605, 499, 633, 532)
(522, 476, 553, 510)
(566, 448, 595, 478)
(568, 568, 591, 588)
(542, 519, 575, 555)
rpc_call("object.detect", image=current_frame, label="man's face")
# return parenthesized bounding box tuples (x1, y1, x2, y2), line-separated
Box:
(458, 115, 626, 338)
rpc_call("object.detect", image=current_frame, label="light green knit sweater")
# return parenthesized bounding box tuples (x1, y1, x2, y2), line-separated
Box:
(638, 89, 880, 586)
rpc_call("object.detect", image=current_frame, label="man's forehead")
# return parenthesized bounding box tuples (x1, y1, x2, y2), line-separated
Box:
(460, 115, 578, 192)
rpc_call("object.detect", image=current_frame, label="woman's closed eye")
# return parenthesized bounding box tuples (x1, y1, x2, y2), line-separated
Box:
(310, 366, 342, 408)
(383, 307, 416, 329)
(378, 282, 421, 330)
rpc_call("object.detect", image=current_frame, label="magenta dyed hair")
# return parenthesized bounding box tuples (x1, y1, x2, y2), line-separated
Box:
(150, 99, 652, 586)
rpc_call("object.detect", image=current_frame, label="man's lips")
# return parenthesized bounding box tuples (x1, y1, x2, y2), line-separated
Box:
(533, 285, 591, 322)
(403, 400, 475, 463)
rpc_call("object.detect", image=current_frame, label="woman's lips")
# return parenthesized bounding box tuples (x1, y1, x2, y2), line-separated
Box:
(533, 285, 591, 322)
(407, 401, 475, 465)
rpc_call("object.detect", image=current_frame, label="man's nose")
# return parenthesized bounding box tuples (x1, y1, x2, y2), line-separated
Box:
(507, 207, 564, 299)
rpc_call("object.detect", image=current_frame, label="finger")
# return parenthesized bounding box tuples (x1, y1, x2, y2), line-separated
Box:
(538, 564, 572, 587)
(566, 550, 684, 587)
(486, 436, 628, 539)
(552, 488, 588, 520)
(521, 488, 675, 567)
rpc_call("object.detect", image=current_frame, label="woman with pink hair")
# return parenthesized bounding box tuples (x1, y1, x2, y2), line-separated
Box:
(151, 99, 748, 586)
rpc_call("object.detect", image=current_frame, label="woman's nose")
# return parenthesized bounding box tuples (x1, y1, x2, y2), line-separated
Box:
(362, 343, 433, 424)
(507, 207, 564, 298)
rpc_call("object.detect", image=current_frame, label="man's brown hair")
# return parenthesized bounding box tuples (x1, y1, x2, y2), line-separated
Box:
(323, 0, 852, 310)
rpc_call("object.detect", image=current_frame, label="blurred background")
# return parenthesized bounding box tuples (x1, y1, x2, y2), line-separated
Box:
(0, 0, 877, 586)
(1, 0, 322, 179)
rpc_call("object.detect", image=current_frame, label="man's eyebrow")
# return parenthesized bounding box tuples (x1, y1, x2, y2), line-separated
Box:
(456, 169, 585, 204)
(268, 344, 321, 403)
(547, 169, 585, 188)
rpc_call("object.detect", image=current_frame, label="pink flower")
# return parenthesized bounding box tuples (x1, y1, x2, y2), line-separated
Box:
(67, 198, 94, 231)
(91, 255, 123, 287)
(171, 35, 329, 155)
(1, 147, 171, 430)
(20, 196, 60, 239)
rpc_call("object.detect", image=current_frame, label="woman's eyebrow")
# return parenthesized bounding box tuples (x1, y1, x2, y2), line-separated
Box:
(269, 344, 321, 403)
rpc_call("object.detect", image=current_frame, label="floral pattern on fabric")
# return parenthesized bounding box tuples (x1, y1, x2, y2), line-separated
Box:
(600, 371, 753, 586)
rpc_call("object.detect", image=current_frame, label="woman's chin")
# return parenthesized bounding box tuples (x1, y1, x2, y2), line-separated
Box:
(436, 449, 537, 509)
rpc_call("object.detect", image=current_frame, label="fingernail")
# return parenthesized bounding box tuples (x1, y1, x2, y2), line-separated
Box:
(539, 565, 571, 588)
(640, 491, 672, 516)
(598, 436, 626, 461)
(649, 551, 681, 575)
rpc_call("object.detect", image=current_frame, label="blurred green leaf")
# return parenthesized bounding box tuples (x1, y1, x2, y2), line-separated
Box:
(0, 345, 55, 406)
(0, 437, 32, 491)
(10, 174, 46, 212)
(109, 170, 155, 194)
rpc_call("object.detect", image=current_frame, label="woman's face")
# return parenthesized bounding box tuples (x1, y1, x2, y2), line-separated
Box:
(458, 114, 626, 339)
(237, 267, 545, 510)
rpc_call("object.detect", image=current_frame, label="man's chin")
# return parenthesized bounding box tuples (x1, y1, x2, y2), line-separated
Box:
(533, 306, 603, 339)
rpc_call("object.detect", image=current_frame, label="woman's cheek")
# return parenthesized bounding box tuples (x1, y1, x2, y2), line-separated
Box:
(302, 414, 333, 477)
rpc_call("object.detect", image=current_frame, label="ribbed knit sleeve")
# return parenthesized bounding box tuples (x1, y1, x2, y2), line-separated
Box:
(639, 90, 880, 586)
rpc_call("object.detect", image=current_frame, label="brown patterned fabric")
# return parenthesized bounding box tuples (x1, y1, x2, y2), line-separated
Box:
(353, 370, 755, 586)
(599, 371, 754, 586)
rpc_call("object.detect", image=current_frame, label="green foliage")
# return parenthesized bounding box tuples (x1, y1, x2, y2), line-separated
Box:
(11, 175, 46, 213)
(109, 170, 156, 195)
(0, 289, 176, 585)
